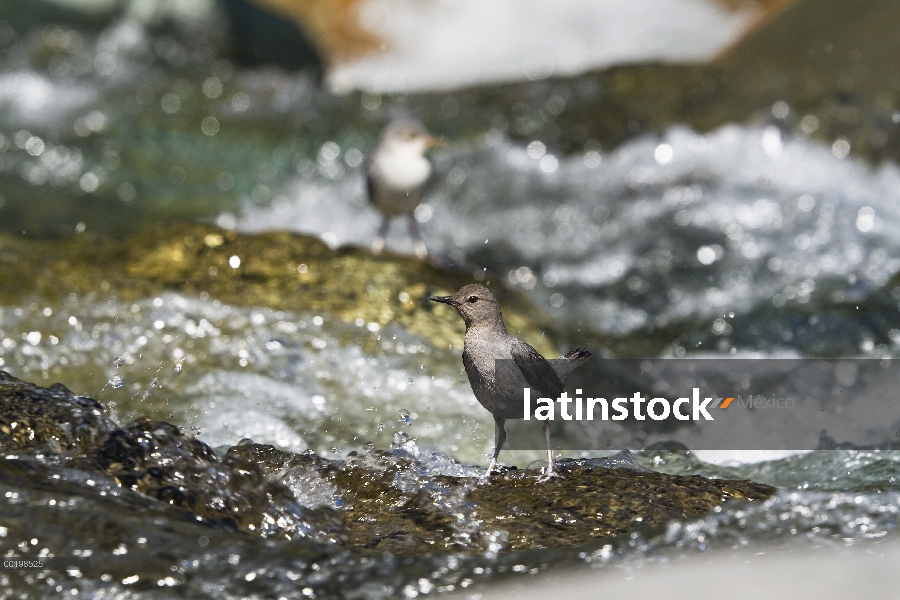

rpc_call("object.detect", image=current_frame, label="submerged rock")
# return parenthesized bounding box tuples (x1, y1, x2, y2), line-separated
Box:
(1, 371, 776, 555)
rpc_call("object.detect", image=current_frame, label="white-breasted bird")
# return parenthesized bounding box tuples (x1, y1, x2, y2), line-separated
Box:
(366, 119, 438, 259)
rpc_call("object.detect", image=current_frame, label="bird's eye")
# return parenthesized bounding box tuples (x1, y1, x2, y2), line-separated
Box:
(466, 295, 478, 303)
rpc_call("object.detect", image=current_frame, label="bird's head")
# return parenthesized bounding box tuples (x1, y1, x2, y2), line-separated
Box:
(431, 284, 504, 329)
(379, 119, 440, 155)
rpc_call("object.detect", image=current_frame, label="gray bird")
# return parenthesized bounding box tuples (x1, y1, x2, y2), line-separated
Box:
(431, 284, 591, 479)
(366, 119, 438, 259)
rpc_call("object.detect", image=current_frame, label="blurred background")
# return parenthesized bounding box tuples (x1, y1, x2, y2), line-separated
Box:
(2, 0, 900, 598)
(2, 0, 898, 242)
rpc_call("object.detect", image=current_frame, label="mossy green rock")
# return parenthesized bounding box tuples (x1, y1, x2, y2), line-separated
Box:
(0, 223, 554, 355)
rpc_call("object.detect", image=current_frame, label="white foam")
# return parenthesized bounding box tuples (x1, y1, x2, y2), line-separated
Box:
(329, 0, 751, 92)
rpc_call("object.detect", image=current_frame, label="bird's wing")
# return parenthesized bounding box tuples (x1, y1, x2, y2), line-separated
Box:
(511, 340, 564, 398)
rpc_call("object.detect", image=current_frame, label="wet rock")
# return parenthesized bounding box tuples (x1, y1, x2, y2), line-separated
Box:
(229, 441, 776, 554)
(0, 454, 353, 599)
(96, 417, 344, 542)
(0, 371, 343, 542)
(2, 371, 776, 555)
(718, 0, 900, 82)
(0, 370, 115, 457)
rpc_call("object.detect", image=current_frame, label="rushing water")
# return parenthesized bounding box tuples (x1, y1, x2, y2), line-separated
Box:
(238, 122, 900, 354)
(1, 7, 900, 600)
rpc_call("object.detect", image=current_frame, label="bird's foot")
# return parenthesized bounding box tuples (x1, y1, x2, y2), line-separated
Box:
(534, 467, 559, 484)
(413, 240, 428, 259)
(477, 467, 499, 485)
(477, 459, 499, 484)
(371, 237, 385, 255)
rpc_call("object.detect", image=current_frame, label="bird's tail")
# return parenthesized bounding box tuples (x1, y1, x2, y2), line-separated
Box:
(563, 347, 592, 368)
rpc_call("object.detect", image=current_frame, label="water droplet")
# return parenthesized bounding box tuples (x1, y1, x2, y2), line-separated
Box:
(108, 375, 124, 389)
(407, 377, 414, 387)
(150, 378, 160, 388)
(376, 422, 385, 432)
(174, 364, 183, 373)
(364, 442, 375, 454)
(399, 409, 411, 423)
(113, 356, 125, 368)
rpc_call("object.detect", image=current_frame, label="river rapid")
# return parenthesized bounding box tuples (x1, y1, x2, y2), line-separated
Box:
(1, 5, 899, 599)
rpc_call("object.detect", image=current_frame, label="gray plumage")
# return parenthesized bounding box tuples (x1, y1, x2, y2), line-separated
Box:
(366, 119, 437, 259)
(431, 283, 591, 478)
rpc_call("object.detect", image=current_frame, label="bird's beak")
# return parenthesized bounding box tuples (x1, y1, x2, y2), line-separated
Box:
(430, 296, 454, 305)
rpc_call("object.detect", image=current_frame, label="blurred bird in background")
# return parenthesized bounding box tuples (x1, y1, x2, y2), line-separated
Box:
(366, 119, 438, 259)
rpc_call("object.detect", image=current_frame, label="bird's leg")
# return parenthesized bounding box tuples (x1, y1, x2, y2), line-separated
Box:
(543, 420, 553, 474)
(479, 418, 506, 484)
(372, 216, 390, 254)
(408, 215, 428, 259)
(535, 420, 559, 482)
(483, 457, 497, 482)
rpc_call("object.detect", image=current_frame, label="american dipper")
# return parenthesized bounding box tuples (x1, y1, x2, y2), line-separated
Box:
(431, 284, 591, 479)
(366, 119, 438, 259)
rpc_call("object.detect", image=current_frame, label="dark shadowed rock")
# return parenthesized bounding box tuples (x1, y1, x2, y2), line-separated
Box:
(0, 371, 343, 542)
(219, 0, 324, 76)
(0, 370, 116, 457)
